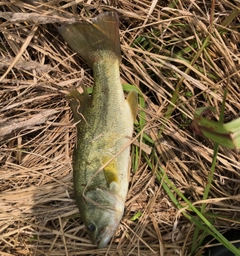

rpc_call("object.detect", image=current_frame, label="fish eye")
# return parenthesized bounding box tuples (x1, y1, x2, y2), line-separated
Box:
(87, 223, 96, 232)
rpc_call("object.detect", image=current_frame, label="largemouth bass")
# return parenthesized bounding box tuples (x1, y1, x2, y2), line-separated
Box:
(59, 12, 138, 248)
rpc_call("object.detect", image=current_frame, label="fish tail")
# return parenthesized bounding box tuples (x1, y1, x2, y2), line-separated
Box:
(58, 11, 121, 67)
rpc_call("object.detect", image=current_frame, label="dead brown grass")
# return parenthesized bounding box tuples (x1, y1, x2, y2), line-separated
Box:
(0, 0, 240, 255)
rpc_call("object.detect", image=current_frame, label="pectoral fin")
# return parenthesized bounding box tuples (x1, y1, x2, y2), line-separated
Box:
(127, 90, 138, 121)
(102, 157, 119, 191)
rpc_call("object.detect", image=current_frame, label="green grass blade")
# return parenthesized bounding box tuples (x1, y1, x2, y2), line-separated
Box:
(156, 168, 240, 255)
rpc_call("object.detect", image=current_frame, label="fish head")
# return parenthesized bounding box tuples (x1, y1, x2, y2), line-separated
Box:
(80, 187, 125, 248)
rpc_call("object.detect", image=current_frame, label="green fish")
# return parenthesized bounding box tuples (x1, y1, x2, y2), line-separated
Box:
(59, 12, 138, 248)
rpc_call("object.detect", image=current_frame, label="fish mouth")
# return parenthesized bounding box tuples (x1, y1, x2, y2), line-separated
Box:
(97, 236, 112, 248)
(95, 226, 114, 248)
(96, 227, 115, 248)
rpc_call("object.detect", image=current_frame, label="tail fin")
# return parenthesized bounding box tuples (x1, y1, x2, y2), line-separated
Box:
(59, 11, 121, 67)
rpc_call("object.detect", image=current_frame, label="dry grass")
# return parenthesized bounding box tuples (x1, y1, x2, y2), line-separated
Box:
(0, 0, 240, 255)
